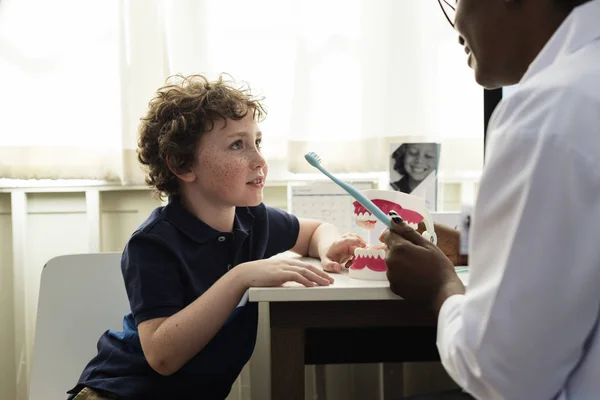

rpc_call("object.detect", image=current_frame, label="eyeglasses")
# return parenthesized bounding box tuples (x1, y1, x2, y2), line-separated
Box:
(438, 0, 456, 28)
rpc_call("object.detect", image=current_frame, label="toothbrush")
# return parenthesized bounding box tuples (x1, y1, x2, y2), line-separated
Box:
(304, 152, 392, 229)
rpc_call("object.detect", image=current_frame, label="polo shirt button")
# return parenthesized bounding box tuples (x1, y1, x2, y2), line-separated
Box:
(217, 236, 226, 242)
(227, 264, 232, 270)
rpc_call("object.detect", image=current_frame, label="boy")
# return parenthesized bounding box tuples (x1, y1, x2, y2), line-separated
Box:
(67, 74, 365, 399)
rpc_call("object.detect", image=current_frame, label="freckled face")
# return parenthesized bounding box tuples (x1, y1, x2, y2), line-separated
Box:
(192, 112, 268, 207)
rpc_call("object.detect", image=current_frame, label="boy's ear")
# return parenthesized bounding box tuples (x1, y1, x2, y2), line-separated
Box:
(166, 156, 196, 183)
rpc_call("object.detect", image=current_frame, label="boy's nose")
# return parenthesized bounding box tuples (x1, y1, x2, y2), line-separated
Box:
(252, 150, 266, 169)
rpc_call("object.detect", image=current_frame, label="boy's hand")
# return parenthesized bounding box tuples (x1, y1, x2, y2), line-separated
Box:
(321, 233, 367, 273)
(236, 258, 334, 288)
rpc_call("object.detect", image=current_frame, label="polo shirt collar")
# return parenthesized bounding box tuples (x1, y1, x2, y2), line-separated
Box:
(164, 195, 254, 243)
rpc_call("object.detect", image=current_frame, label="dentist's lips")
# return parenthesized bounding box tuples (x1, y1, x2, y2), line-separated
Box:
(459, 37, 473, 66)
(464, 46, 473, 66)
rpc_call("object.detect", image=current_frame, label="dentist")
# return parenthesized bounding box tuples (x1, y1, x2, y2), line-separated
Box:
(381, 0, 600, 399)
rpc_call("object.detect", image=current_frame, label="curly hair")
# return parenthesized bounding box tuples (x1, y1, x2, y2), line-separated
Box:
(137, 74, 266, 198)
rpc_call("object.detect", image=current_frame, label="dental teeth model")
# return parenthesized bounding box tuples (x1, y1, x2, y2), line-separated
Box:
(350, 189, 437, 281)
(350, 244, 388, 281)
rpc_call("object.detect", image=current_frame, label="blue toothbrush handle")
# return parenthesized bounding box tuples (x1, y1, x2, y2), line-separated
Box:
(346, 187, 393, 229)
(314, 165, 392, 229)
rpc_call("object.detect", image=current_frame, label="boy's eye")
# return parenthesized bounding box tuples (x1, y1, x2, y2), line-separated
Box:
(230, 138, 262, 150)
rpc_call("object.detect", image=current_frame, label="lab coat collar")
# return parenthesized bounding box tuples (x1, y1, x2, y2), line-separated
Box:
(521, 0, 600, 83)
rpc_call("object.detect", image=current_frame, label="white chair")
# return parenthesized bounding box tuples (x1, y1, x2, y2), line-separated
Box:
(29, 253, 129, 400)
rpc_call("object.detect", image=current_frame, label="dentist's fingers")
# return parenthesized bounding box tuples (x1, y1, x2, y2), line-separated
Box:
(384, 211, 431, 248)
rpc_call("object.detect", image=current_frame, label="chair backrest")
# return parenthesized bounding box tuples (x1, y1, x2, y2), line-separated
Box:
(29, 253, 130, 400)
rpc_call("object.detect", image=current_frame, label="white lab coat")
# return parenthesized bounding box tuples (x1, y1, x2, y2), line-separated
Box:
(437, 1, 600, 399)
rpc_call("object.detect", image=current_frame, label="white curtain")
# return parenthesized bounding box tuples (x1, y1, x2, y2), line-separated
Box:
(0, 0, 483, 183)
(0, 0, 124, 181)
(161, 0, 484, 175)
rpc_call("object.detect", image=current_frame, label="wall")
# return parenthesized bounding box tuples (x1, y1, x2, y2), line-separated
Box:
(0, 181, 470, 400)
(0, 193, 16, 400)
(100, 190, 163, 252)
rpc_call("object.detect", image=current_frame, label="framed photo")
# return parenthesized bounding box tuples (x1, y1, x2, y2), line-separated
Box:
(389, 142, 441, 210)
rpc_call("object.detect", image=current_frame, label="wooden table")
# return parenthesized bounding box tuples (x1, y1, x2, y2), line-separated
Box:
(249, 258, 469, 400)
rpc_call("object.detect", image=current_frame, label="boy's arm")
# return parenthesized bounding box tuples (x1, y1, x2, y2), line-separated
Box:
(138, 257, 332, 376)
(290, 218, 337, 258)
(138, 268, 247, 376)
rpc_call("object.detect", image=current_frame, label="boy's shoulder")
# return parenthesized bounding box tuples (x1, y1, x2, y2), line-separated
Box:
(135, 205, 175, 237)
(125, 205, 182, 251)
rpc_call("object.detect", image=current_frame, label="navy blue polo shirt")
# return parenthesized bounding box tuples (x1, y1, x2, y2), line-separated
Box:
(68, 195, 300, 399)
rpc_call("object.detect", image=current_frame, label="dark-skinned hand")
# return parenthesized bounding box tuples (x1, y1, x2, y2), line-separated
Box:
(380, 211, 466, 313)
(416, 221, 463, 266)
